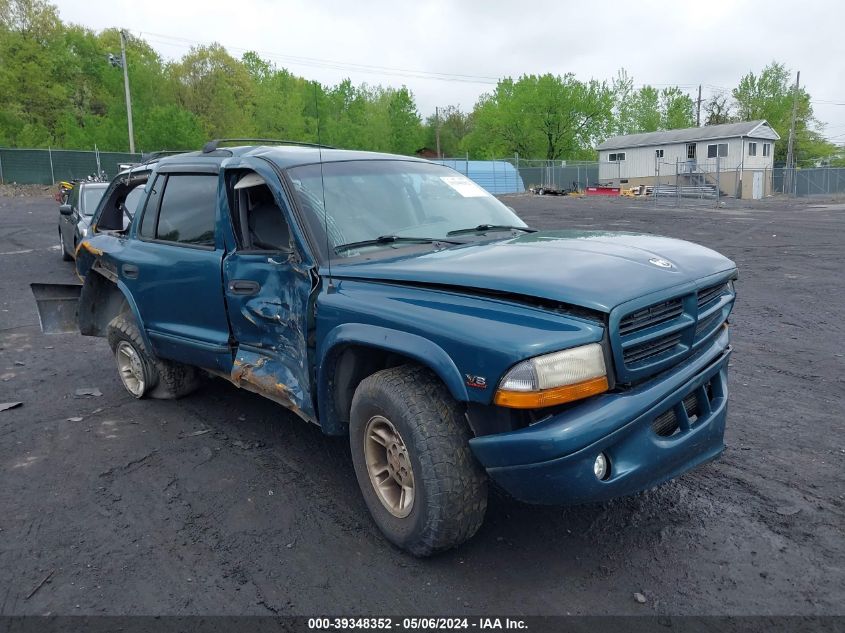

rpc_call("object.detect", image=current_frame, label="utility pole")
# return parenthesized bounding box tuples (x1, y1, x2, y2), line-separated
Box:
(119, 29, 135, 154)
(696, 84, 702, 127)
(785, 71, 800, 193)
(435, 106, 441, 158)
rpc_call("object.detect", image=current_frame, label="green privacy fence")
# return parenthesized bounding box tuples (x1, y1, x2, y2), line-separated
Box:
(0, 148, 142, 185)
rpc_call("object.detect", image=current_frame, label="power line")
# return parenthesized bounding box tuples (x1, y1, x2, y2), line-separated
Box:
(138, 30, 501, 85)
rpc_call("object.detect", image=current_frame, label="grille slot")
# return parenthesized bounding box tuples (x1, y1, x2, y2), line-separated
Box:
(698, 282, 728, 309)
(695, 311, 723, 337)
(623, 332, 682, 364)
(619, 298, 683, 336)
(651, 391, 701, 437)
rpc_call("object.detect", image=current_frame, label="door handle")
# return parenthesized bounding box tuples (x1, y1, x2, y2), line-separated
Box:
(121, 264, 139, 279)
(228, 279, 260, 296)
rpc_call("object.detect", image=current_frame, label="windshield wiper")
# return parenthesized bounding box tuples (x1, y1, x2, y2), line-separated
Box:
(446, 224, 537, 236)
(334, 235, 461, 254)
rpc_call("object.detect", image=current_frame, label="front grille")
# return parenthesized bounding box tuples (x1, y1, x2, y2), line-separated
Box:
(614, 277, 735, 382)
(623, 332, 682, 365)
(619, 298, 683, 335)
(698, 282, 728, 309)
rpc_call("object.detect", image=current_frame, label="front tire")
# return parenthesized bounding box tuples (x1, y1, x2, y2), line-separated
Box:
(106, 314, 200, 399)
(350, 365, 487, 556)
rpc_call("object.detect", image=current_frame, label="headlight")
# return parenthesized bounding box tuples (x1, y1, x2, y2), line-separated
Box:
(494, 343, 608, 409)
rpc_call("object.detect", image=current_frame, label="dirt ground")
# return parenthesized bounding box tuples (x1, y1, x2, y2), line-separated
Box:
(0, 192, 842, 617)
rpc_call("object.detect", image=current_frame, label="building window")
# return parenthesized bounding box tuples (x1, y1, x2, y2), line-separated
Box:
(707, 143, 728, 158)
(608, 152, 626, 162)
(748, 142, 757, 156)
(655, 149, 664, 158)
(763, 143, 771, 157)
(687, 143, 696, 159)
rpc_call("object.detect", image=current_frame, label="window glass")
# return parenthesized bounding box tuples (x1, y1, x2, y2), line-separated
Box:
(707, 143, 728, 158)
(81, 184, 108, 216)
(763, 143, 771, 157)
(687, 144, 696, 159)
(70, 185, 80, 210)
(288, 160, 525, 259)
(608, 153, 616, 162)
(139, 175, 164, 239)
(155, 175, 217, 246)
(749, 142, 757, 156)
(655, 149, 664, 158)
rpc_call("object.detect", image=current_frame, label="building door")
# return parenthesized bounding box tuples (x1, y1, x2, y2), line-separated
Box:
(752, 171, 763, 199)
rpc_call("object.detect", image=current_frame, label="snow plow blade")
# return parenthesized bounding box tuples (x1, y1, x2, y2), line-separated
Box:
(30, 283, 82, 334)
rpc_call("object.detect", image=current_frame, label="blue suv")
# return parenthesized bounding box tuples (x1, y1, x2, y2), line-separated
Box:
(76, 142, 737, 555)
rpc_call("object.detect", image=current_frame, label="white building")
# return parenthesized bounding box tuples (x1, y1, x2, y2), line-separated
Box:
(596, 120, 781, 199)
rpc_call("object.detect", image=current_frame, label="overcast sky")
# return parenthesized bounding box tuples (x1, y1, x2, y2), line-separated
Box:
(54, 0, 845, 143)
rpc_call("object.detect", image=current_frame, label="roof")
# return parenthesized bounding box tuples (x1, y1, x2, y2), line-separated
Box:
(597, 120, 781, 151)
(154, 145, 428, 171)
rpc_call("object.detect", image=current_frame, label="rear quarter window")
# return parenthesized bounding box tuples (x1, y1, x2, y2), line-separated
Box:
(153, 174, 217, 247)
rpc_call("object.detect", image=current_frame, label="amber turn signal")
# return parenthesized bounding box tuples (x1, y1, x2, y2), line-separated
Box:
(494, 375, 609, 409)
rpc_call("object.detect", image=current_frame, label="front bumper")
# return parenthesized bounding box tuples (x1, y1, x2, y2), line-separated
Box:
(469, 326, 731, 505)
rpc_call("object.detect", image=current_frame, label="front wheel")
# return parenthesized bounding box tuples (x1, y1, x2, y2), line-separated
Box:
(350, 365, 488, 556)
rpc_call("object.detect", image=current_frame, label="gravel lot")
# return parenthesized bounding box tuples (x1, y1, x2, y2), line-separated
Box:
(0, 192, 843, 616)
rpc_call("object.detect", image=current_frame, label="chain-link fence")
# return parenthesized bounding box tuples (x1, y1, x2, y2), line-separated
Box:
(0, 147, 142, 184)
(774, 167, 845, 196)
(514, 159, 599, 193)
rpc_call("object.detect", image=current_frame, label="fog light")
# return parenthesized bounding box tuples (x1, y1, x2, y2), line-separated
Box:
(594, 453, 609, 480)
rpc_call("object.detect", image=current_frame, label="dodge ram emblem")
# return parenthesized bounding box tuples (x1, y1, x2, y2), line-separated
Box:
(648, 257, 673, 269)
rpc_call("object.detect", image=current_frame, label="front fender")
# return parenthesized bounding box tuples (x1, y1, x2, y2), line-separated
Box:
(317, 323, 469, 435)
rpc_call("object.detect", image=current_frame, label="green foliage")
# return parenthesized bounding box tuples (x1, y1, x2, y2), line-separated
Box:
(0, 0, 835, 164)
(731, 62, 836, 162)
(0, 0, 424, 154)
(423, 105, 473, 157)
(464, 74, 614, 160)
(611, 70, 694, 134)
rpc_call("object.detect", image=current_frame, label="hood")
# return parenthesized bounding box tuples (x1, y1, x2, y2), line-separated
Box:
(331, 230, 736, 313)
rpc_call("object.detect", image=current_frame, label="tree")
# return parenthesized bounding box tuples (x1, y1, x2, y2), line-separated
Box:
(704, 94, 732, 125)
(467, 74, 614, 159)
(660, 87, 695, 129)
(171, 43, 256, 138)
(612, 70, 694, 134)
(386, 87, 423, 155)
(732, 62, 818, 162)
(423, 105, 473, 157)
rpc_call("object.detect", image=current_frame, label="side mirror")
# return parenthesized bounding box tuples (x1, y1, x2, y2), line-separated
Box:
(59, 204, 73, 216)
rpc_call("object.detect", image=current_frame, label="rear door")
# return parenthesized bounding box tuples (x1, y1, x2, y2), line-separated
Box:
(220, 162, 316, 420)
(124, 167, 232, 372)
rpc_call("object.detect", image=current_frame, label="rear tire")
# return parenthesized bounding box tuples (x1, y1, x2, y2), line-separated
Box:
(350, 365, 488, 556)
(106, 314, 200, 399)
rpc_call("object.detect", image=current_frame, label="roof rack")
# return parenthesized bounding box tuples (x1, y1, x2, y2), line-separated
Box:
(201, 138, 335, 153)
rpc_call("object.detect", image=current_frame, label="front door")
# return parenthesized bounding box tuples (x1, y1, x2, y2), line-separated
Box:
(221, 166, 316, 421)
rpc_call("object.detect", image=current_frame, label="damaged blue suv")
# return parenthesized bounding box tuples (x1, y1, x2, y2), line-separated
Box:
(74, 141, 736, 555)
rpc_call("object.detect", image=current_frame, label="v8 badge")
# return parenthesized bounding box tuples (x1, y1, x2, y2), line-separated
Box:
(465, 374, 487, 389)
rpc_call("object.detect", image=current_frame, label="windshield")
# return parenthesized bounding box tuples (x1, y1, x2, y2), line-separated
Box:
(81, 184, 108, 216)
(287, 160, 526, 259)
